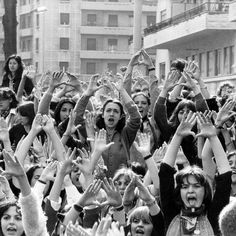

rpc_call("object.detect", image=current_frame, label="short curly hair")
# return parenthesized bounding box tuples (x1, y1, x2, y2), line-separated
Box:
(219, 199, 236, 236)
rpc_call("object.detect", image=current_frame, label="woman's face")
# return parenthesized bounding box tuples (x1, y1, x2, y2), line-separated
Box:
(116, 175, 130, 196)
(30, 167, 44, 187)
(133, 95, 149, 118)
(0, 98, 11, 111)
(59, 103, 74, 122)
(102, 102, 121, 129)
(131, 216, 153, 236)
(70, 166, 82, 189)
(1, 206, 24, 236)
(177, 106, 190, 123)
(18, 113, 29, 126)
(180, 175, 205, 209)
(8, 59, 19, 74)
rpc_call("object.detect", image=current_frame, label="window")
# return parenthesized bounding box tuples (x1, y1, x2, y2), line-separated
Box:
(59, 62, 69, 71)
(20, 37, 32, 52)
(87, 14, 96, 26)
(108, 63, 117, 74)
(129, 15, 133, 27)
(60, 13, 70, 25)
(230, 46, 234, 74)
(199, 53, 206, 77)
(147, 15, 156, 27)
(20, 13, 32, 29)
(87, 38, 96, 50)
(86, 62, 96, 74)
(160, 9, 167, 21)
(108, 39, 117, 51)
(224, 47, 230, 75)
(215, 49, 221, 76)
(35, 62, 38, 72)
(206, 51, 214, 77)
(108, 15, 118, 27)
(36, 14, 39, 28)
(35, 38, 39, 52)
(60, 38, 69, 50)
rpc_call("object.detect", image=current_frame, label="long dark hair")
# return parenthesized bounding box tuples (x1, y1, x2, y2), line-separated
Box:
(3, 54, 24, 77)
(17, 102, 35, 126)
(0, 87, 18, 109)
(0, 201, 25, 236)
(174, 165, 212, 212)
(169, 99, 196, 129)
(53, 99, 76, 126)
(96, 99, 125, 133)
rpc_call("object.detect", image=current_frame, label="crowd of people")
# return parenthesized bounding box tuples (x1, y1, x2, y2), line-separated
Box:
(0, 50, 236, 236)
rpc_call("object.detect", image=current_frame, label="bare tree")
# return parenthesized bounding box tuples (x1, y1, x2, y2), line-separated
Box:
(2, 0, 17, 59)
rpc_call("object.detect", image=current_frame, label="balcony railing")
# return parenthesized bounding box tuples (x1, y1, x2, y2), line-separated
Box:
(144, 2, 230, 36)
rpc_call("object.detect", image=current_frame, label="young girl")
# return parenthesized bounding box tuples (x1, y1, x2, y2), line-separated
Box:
(159, 111, 232, 235)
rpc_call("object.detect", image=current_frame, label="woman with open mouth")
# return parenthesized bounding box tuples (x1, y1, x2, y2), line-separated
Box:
(75, 73, 141, 178)
(159, 111, 232, 235)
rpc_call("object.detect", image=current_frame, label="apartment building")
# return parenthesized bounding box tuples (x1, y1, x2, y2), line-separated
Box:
(0, 0, 6, 71)
(144, 0, 236, 95)
(16, 0, 156, 80)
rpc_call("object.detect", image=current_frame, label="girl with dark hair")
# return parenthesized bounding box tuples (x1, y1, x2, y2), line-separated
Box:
(1, 55, 34, 96)
(76, 74, 141, 177)
(0, 87, 19, 129)
(159, 112, 231, 235)
(154, 69, 208, 166)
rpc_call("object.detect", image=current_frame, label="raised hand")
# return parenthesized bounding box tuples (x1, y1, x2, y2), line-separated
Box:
(181, 69, 198, 92)
(65, 72, 82, 92)
(196, 112, 217, 138)
(0, 175, 15, 202)
(133, 133, 151, 157)
(78, 179, 102, 207)
(136, 177, 155, 203)
(101, 178, 122, 208)
(85, 74, 103, 96)
(176, 111, 196, 137)
(91, 216, 112, 236)
(0, 118, 9, 142)
(49, 71, 65, 90)
(123, 175, 136, 205)
(112, 73, 124, 92)
(64, 110, 81, 136)
(185, 61, 201, 82)
(85, 111, 96, 139)
(94, 129, 114, 154)
(163, 70, 180, 92)
(65, 222, 90, 236)
(31, 113, 43, 134)
(140, 49, 154, 68)
(23, 65, 36, 82)
(42, 115, 55, 133)
(2, 150, 25, 178)
(58, 148, 77, 176)
(39, 161, 58, 182)
(107, 222, 125, 236)
(75, 148, 92, 175)
(152, 142, 168, 165)
(215, 99, 236, 127)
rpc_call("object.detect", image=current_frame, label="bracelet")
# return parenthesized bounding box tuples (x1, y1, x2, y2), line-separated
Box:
(144, 154, 152, 161)
(115, 205, 124, 211)
(73, 204, 83, 213)
(148, 67, 155, 72)
(38, 179, 46, 185)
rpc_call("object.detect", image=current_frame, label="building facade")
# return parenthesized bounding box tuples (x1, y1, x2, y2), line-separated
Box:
(16, 0, 156, 81)
(144, 0, 236, 96)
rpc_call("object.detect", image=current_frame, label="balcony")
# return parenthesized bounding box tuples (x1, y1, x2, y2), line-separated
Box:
(81, 1, 155, 12)
(80, 26, 132, 35)
(143, 2, 236, 49)
(80, 50, 131, 60)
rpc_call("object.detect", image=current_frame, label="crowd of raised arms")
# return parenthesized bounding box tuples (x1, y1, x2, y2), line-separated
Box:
(0, 50, 236, 236)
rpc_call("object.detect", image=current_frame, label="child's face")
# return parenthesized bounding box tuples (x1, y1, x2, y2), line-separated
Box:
(180, 175, 205, 209)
